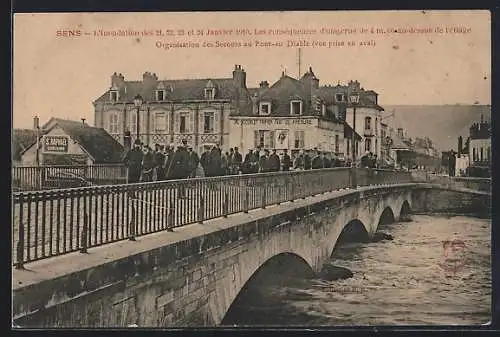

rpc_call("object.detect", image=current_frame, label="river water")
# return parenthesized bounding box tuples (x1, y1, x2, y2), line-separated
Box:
(222, 215, 491, 326)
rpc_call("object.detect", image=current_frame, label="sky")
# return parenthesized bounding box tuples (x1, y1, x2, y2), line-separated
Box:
(13, 10, 491, 129)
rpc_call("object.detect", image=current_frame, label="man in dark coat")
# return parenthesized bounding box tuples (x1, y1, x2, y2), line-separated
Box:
(268, 149, 281, 172)
(163, 144, 175, 180)
(206, 145, 222, 177)
(122, 139, 143, 183)
(170, 140, 191, 197)
(304, 149, 312, 170)
(259, 149, 270, 173)
(323, 152, 332, 168)
(293, 151, 305, 170)
(187, 146, 200, 178)
(233, 147, 243, 174)
(141, 145, 155, 182)
(281, 149, 291, 171)
(311, 150, 324, 169)
(154, 144, 166, 181)
(242, 149, 253, 174)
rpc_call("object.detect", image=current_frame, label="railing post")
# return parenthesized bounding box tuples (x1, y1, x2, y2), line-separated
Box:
(80, 213, 89, 253)
(261, 187, 266, 209)
(168, 199, 175, 230)
(244, 189, 249, 213)
(223, 192, 229, 218)
(289, 176, 295, 203)
(129, 201, 136, 241)
(15, 195, 25, 269)
(198, 195, 205, 224)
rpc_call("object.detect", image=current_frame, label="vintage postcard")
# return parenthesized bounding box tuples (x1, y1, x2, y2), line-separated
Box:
(12, 10, 491, 328)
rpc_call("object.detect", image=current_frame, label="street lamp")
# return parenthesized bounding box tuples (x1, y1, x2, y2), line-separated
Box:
(349, 91, 360, 187)
(133, 94, 143, 142)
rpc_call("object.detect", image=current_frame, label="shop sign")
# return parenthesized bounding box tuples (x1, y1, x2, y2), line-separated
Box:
(43, 135, 69, 153)
(232, 118, 315, 126)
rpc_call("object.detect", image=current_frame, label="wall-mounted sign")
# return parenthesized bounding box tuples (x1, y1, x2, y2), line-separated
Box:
(275, 129, 289, 149)
(43, 135, 69, 153)
(232, 118, 315, 126)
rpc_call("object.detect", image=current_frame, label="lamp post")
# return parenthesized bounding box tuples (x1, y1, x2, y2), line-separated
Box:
(349, 91, 360, 187)
(133, 94, 143, 143)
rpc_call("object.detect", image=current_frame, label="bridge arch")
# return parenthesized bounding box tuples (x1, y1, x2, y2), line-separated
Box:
(220, 252, 313, 325)
(399, 200, 411, 221)
(378, 206, 396, 228)
(331, 219, 370, 253)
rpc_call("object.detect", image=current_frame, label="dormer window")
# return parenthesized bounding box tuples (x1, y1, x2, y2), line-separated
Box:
(335, 94, 344, 102)
(259, 102, 271, 115)
(204, 88, 215, 100)
(290, 100, 302, 116)
(156, 90, 165, 101)
(110, 90, 119, 102)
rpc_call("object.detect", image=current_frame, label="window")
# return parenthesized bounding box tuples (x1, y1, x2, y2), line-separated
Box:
(110, 91, 118, 101)
(346, 138, 350, 155)
(294, 130, 305, 148)
(180, 115, 187, 133)
(109, 113, 119, 134)
(365, 138, 372, 152)
(254, 130, 275, 148)
(259, 102, 271, 115)
(487, 146, 491, 162)
(290, 100, 302, 115)
(375, 139, 378, 154)
(335, 94, 344, 102)
(322, 104, 326, 116)
(364, 116, 372, 130)
(154, 112, 167, 133)
(335, 135, 339, 153)
(204, 88, 215, 100)
(473, 148, 477, 161)
(203, 112, 215, 133)
(480, 147, 483, 161)
(375, 118, 378, 133)
(156, 90, 165, 101)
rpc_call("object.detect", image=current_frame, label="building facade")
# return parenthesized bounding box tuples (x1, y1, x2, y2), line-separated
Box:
(93, 66, 252, 153)
(229, 68, 354, 157)
(468, 115, 491, 168)
(20, 118, 124, 166)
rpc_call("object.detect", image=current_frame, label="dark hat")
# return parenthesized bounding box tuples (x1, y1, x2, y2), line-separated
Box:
(182, 139, 187, 145)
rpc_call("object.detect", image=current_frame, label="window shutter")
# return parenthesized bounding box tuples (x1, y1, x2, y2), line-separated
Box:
(254, 130, 259, 148)
(189, 112, 193, 133)
(199, 111, 205, 134)
(270, 131, 275, 148)
(214, 111, 220, 133)
(174, 113, 180, 133)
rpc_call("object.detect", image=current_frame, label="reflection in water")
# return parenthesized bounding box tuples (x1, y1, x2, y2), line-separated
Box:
(221, 215, 491, 326)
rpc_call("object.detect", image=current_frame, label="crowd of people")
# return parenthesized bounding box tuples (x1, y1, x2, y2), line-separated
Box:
(122, 139, 380, 184)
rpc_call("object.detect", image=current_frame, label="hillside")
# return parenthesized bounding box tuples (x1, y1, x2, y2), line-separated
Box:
(382, 105, 491, 152)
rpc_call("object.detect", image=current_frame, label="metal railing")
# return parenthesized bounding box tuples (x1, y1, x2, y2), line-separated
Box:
(12, 165, 127, 191)
(12, 167, 414, 268)
(423, 173, 492, 193)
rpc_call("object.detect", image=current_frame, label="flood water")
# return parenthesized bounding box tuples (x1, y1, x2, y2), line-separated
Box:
(222, 214, 491, 326)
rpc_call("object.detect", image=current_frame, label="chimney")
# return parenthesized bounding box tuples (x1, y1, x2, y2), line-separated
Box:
(404, 130, 408, 139)
(111, 72, 125, 88)
(142, 71, 158, 90)
(259, 81, 269, 89)
(397, 128, 403, 138)
(457, 136, 462, 158)
(33, 116, 40, 130)
(232, 64, 247, 88)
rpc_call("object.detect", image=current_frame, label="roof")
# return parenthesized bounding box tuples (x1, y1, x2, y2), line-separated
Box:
(343, 122, 362, 141)
(22, 118, 125, 163)
(391, 134, 411, 150)
(12, 129, 43, 161)
(94, 78, 242, 103)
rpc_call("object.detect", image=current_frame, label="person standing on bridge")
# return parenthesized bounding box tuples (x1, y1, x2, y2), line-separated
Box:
(259, 149, 270, 173)
(154, 144, 166, 181)
(170, 140, 190, 197)
(232, 147, 243, 174)
(304, 149, 312, 170)
(187, 146, 200, 178)
(268, 149, 281, 172)
(141, 145, 155, 182)
(281, 149, 291, 171)
(122, 139, 143, 184)
(311, 149, 324, 169)
(293, 150, 305, 170)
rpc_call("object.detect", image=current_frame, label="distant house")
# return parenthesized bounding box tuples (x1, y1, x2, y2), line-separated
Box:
(19, 118, 125, 166)
(12, 129, 40, 166)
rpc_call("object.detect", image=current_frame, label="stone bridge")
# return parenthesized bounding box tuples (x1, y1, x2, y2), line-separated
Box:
(12, 182, 490, 327)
